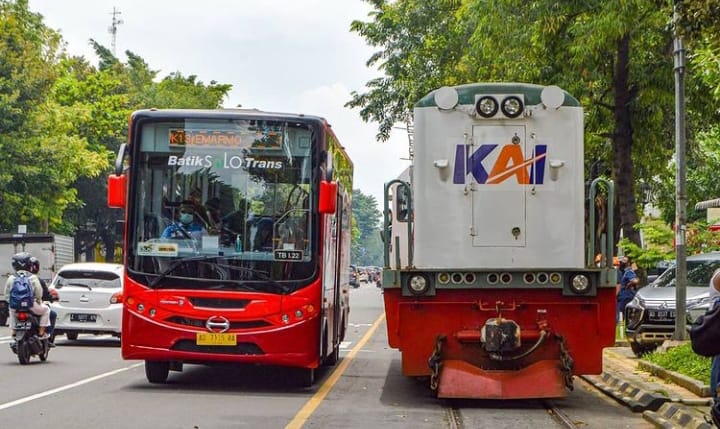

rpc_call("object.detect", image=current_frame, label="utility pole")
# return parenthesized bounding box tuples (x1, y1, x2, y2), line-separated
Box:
(108, 7, 123, 57)
(673, 0, 688, 341)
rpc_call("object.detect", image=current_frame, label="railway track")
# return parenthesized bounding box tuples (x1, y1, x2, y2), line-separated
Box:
(441, 398, 580, 429)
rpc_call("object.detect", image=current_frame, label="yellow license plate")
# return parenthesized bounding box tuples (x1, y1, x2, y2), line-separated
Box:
(196, 332, 237, 346)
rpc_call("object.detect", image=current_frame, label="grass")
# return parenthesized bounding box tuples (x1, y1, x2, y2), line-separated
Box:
(643, 342, 712, 383)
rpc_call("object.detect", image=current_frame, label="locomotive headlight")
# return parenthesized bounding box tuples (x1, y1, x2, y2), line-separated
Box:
(570, 274, 590, 294)
(475, 96, 499, 118)
(501, 96, 524, 118)
(408, 274, 430, 295)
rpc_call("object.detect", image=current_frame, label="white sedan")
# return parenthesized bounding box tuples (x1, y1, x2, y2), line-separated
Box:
(50, 262, 124, 341)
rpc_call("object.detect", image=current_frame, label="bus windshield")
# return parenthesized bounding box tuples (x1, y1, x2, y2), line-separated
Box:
(126, 118, 317, 291)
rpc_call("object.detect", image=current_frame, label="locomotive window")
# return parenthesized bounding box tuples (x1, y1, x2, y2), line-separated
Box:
(396, 185, 410, 222)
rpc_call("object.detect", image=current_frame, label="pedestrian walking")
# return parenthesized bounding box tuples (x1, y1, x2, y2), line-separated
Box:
(616, 256, 639, 323)
(709, 269, 720, 408)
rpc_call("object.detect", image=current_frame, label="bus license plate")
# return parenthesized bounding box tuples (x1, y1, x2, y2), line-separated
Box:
(196, 332, 237, 346)
(70, 313, 97, 323)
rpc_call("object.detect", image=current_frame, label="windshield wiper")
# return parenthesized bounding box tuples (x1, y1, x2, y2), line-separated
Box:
(149, 255, 225, 288)
(219, 265, 291, 294)
(63, 282, 93, 290)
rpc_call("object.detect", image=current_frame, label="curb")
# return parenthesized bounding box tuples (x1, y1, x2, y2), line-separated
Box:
(642, 403, 714, 429)
(581, 372, 671, 412)
(637, 359, 713, 399)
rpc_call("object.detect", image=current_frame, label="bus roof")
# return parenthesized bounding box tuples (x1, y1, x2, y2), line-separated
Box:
(130, 108, 331, 125)
(415, 82, 580, 108)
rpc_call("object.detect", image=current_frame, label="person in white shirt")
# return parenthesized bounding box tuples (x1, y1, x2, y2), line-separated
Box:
(3, 252, 50, 342)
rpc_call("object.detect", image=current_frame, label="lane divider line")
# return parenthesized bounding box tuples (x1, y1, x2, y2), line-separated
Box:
(285, 313, 386, 429)
(0, 363, 143, 411)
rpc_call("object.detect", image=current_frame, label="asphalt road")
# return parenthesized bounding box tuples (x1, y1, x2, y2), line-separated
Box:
(0, 283, 652, 429)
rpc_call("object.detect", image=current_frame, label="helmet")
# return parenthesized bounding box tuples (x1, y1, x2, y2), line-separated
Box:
(11, 252, 33, 272)
(29, 256, 40, 274)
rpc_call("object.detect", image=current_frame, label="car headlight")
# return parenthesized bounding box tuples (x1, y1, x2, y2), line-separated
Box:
(629, 295, 645, 308)
(687, 296, 714, 309)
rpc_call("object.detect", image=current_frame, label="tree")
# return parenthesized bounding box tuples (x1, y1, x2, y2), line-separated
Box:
(348, 0, 720, 251)
(55, 43, 232, 261)
(0, 0, 107, 233)
(351, 189, 383, 266)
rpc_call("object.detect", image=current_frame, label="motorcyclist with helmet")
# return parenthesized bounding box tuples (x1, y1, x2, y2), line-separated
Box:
(29, 256, 57, 346)
(3, 252, 50, 344)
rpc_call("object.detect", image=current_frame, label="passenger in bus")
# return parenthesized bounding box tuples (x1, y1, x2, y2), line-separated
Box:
(161, 202, 206, 241)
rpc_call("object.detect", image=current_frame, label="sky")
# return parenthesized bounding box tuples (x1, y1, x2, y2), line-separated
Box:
(28, 0, 412, 205)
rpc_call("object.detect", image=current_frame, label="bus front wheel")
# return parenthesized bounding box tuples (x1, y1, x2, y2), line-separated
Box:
(145, 360, 170, 383)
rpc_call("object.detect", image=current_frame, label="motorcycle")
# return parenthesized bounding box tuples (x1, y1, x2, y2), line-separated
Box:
(10, 310, 50, 364)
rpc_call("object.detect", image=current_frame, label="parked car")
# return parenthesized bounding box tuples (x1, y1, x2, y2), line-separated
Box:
(624, 252, 720, 356)
(50, 262, 124, 341)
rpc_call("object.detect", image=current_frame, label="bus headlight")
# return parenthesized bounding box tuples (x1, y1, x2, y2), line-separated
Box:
(570, 274, 590, 294)
(408, 274, 430, 295)
(475, 96, 498, 118)
(501, 96, 524, 118)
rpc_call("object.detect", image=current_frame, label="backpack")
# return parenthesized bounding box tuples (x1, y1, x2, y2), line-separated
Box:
(8, 273, 34, 310)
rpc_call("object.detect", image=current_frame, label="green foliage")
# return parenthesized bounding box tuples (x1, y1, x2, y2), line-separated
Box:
(350, 0, 720, 252)
(351, 189, 383, 266)
(643, 342, 711, 383)
(620, 217, 720, 270)
(0, 0, 107, 233)
(0, 4, 233, 260)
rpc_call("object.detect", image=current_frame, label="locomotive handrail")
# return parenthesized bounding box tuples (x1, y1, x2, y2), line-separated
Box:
(587, 178, 615, 270)
(383, 179, 413, 269)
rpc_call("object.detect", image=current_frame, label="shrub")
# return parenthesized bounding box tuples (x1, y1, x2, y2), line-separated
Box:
(643, 342, 712, 383)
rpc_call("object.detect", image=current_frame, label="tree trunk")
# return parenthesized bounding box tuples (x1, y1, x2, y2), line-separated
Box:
(612, 34, 641, 249)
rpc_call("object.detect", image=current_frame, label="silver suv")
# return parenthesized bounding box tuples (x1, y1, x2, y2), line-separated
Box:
(624, 252, 720, 356)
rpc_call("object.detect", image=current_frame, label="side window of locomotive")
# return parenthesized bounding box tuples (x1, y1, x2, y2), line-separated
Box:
(396, 185, 410, 223)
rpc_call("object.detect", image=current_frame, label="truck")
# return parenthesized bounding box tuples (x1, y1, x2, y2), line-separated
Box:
(0, 233, 75, 326)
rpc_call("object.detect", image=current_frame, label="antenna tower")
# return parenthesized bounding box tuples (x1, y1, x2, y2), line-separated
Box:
(108, 7, 123, 56)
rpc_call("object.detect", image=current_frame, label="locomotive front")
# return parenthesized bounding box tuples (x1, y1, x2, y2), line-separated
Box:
(382, 83, 617, 399)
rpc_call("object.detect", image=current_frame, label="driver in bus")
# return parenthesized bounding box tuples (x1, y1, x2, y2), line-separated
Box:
(161, 202, 206, 241)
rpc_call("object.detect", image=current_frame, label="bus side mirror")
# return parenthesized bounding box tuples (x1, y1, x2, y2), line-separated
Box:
(108, 174, 126, 209)
(318, 180, 337, 214)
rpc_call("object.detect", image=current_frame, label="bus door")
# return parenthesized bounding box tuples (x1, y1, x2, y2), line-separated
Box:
(322, 200, 340, 356)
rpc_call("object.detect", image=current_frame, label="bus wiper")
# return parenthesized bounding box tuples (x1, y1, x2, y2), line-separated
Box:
(221, 265, 290, 294)
(149, 255, 224, 288)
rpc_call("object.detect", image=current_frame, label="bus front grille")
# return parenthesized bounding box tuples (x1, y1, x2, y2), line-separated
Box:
(166, 316, 271, 329)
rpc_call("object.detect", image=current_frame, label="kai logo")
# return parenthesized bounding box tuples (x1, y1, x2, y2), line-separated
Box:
(452, 144, 547, 185)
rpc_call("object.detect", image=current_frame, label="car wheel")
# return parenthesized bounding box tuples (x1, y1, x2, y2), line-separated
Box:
(630, 341, 657, 357)
(145, 360, 170, 383)
(66, 332, 79, 341)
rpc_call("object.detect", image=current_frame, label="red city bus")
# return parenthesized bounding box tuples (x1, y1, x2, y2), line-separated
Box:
(107, 109, 353, 385)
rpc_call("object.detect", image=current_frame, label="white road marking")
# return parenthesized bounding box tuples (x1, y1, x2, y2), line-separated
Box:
(339, 341, 352, 349)
(348, 323, 372, 327)
(0, 363, 143, 411)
